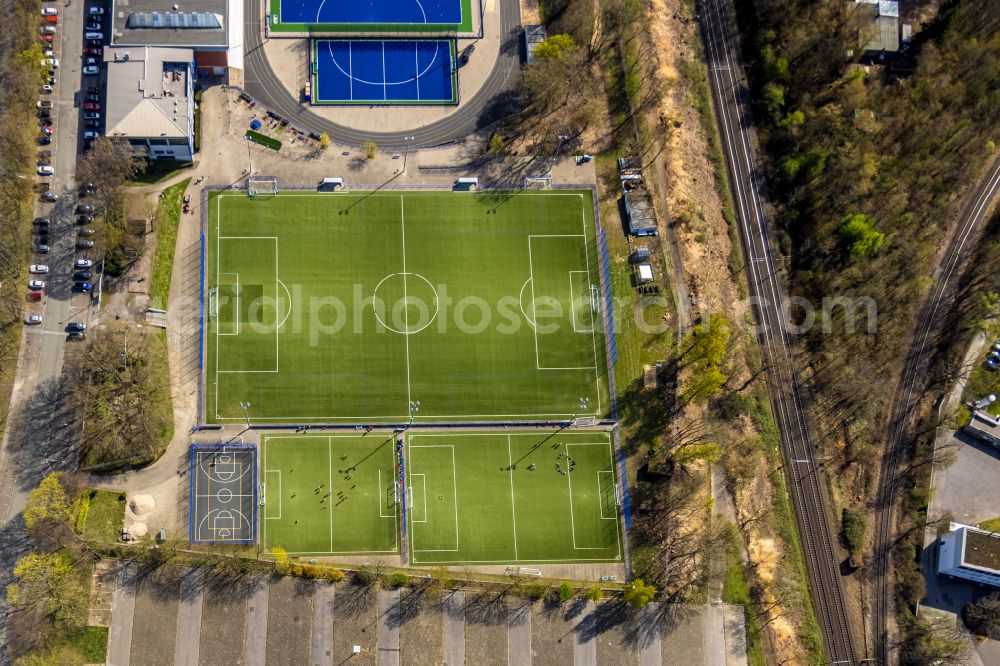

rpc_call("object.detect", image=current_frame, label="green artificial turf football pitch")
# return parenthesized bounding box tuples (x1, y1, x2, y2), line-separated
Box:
(205, 190, 612, 424)
(406, 431, 622, 564)
(260, 431, 623, 563)
(262, 434, 399, 555)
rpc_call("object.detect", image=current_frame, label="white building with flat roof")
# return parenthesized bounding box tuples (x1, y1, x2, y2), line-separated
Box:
(104, 46, 195, 161)
(938, 524, 1000, 588)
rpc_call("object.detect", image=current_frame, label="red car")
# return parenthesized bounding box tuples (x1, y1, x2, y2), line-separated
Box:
(83, 102, 100, 111)
(27, 292, 41, 302)
(44, 15, 57, 23)
(41, 126, 53, 135)
(84, 47, 102, 56)
(40, 34, 53, 42)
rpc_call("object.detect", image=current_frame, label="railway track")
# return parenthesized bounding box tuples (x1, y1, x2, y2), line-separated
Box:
(696, 0, 859, 662)
(871, 158, 1000, 664)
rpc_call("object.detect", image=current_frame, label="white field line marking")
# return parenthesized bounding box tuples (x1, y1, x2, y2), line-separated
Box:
(565, 441, 621, 550)
(264, 470, 282, 520)
(216, 272, 240, 336)
(378, 470, 394, 517)
(410, 473, 428, 522)
(328, 437, 334, 553)
(507, 434, 518, 561)
(527, 235, 599, 371)
(215, 237, 279, 375)
(569, 270, 595, 334)
(406, 444, 460, 553)
(577, 195, 603, 416)
(597, 470, 615, 520)
(400, 196, 412, 410)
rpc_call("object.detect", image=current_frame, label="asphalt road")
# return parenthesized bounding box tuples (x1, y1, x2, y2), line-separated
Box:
(0, 0, 96, 657)
(242, 0, 523, 149)
(696, 0, 859, 662)
(872, 158, 1000, 663)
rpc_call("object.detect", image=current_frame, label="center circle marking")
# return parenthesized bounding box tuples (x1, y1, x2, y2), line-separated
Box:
(372, 272, 440, 335)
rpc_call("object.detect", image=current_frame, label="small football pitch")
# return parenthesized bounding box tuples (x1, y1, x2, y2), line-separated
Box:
(260, 431, 623, 563)
(262, 434, 399, 556)
(406, 431, 622, 564)
(205, 190, 612, 424)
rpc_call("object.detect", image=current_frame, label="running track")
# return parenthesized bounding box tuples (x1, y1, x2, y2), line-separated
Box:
(243, 0, 522, 148)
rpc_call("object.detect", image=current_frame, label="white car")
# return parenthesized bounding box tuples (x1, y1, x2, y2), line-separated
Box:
(41, 84, 53, 93)
(84, 32, 103, 40)
(74, 259, 94, 269)
(41, 7, 58, 15)
(42, 58, 58, 69)
(37, 165, 53, 176)
(88, 6, 105, 14)
(83, 130, 101, 139)
(82, 65, 99, 75)
(24, 315, 43, 325)
(29, 264, 49, 274)
(28, 280, 45, 290)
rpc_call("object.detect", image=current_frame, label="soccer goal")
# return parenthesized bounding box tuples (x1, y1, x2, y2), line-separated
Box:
(247, 175, 279, 197)
(524, 175, 552, 189)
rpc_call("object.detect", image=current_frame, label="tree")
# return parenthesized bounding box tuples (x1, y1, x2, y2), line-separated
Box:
(585, 585, 604, 601)
(962, 592, 1000, 639)
(319, 132, 330, 150)
(6, 553, 86, 632)
(486, 133, 504, 156)
(838, 213, 885, 261)
(67, 325, 172, 470)
(272, 546, 289, 572)
(533, 34, 576, 61)
(558, 581, 574, 602)
(364, 140, 378, 160)
(22, 473, 73, 534)
(900, 613, 970, 666)
(75, 137, 147, 214)
(622, 579, 656, 608)
(840, 507, 867, 553)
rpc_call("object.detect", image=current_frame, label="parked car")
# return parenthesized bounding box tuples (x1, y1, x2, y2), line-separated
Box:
(83, 102, 100, 111)
(32, 244, 50, 253)
(36, 100, 53, 109)
(84, 47, 102, 57)
(40, 33, 53, 42)
(74, 259, 94, 269)
(77, 215, 94, 224)
(83, 111, 100, 120)
(37, 135, 51, 145)
(85, 93, 100, 102)
(40, 25, 56, 34)
(78, 228, 95, 236)
(29, 264, 49, 274)
(82, 130, 100, 140)
(72, 282, 92, 292)
(82, 65, 99, 76)
(28, 280, 45, 290)
(77, 239, 94, 248)
(27, 292, 41, 302)
(40, 126, 53, 135)
(85, 22, 102, 31)
(73, 271, 92, 280)
(88, 6, 105, 14)
(76, 203, 94, 214)
(66, 322, 86, 332)
(33, 217, 50, 227)
(987, 357, 998, 371)
(41, 57, 58, 69)
(40, 192, 58, 202)
(84, 32, 103, 41)
(85, 119, 101, 128)
(41, 84, 53, 93)
(36, 165, 53, 176)
(67, 331, 86, 341)
(44, 15, 58, 23)
(40, 6, 58, 15)
(79, 182, 95, 196)
(83, 57, 98, 66)
(24, 315, 43, 325)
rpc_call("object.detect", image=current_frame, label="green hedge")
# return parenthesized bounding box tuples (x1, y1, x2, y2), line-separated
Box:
(841, 507, 867, 554)
(245, 130, 282, 151)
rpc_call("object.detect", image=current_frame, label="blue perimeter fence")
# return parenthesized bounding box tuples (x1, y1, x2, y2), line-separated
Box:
(188, 442, 259, 545)
(598, 228, 618, 367)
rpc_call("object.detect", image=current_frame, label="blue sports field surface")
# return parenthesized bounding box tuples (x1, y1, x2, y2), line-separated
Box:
(280, 0, 463, 26)
(313, 40, 457, 105)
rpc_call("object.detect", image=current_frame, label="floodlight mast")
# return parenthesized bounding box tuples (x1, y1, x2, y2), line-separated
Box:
(409, 400, 420, 427)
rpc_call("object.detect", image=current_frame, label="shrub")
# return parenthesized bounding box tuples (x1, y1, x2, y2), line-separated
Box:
(841, 508, 867, 553)
(388, 573, 409, 588)
(585, 586, 604, 601)
(558, 581, 574, 602)
(322, 568, 345, 582)
(525, 583, 548, 600)
(623, 579, 656, 608)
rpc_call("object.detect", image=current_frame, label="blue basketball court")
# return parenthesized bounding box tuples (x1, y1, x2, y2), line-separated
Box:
(276, 0, 465, 28)
(312, 40, 457, 105)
